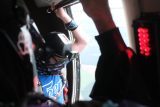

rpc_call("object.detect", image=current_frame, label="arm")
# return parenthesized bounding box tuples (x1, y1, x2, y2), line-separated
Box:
(80, 0, 126, 52)
(79, 0, 135, 101)
(80, 0, 116, 34)
(52, 7, 88, 53)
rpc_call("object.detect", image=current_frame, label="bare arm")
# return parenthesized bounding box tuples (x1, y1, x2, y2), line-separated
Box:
(80, 0, 116, 34)
(52, 6, 88, 53)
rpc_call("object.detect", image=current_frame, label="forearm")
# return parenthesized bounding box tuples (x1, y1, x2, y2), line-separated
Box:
(93, 16, 116, 34)
(80, 0, 116, 34)
(60, 13, 72, 24)
(90, 5, 116, 34)
(71, 27, 88, 53)
(54, 7, 87, 53)
(54, 7, 72, 23)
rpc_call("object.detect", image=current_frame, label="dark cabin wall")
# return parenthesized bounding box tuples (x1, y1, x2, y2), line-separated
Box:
(121, 0, 141, 51)
(24, 0, 68, 37)
(121, 0, 160, 51)
(139, 0, 160, 12)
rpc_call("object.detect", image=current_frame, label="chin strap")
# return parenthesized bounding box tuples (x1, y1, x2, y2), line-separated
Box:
(37, 51, 79, 75)
(37, 57, 69, 75)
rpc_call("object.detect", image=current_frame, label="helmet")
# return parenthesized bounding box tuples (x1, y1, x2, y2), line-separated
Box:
(45, 31, 72, 58)
(36, 31, 73, 75)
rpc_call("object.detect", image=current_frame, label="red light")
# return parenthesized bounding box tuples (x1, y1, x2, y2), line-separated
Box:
(32, 43, 36, 50)
(126, 48, 134, 59)
(137, 27, 149, 33)
(145, 52, 150, 56)
(140, 50, 145, 54)
(137, 28, 143, 33)
(137, 27, 151, 56)
(144, 47, 151, 52)
(143, 33, 149, 38)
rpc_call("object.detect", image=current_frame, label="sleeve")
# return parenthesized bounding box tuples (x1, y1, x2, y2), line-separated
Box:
(95, 28, 127, 56)
(91, 28, 151, 105)
(90, 28, 134, 100)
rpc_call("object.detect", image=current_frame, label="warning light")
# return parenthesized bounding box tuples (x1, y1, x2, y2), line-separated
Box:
(137, 27, 151, 56)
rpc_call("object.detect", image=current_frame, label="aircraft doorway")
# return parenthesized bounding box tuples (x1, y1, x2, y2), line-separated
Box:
(70, 0, 129, 100)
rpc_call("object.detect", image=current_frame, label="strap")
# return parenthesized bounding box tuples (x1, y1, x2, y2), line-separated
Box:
(0, 29, 22, 58)
(64, 20, 78, 31)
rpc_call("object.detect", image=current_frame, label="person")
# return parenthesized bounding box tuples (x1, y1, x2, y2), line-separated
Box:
(36, 6, 88, 105)
(77, 0, 159, 107)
